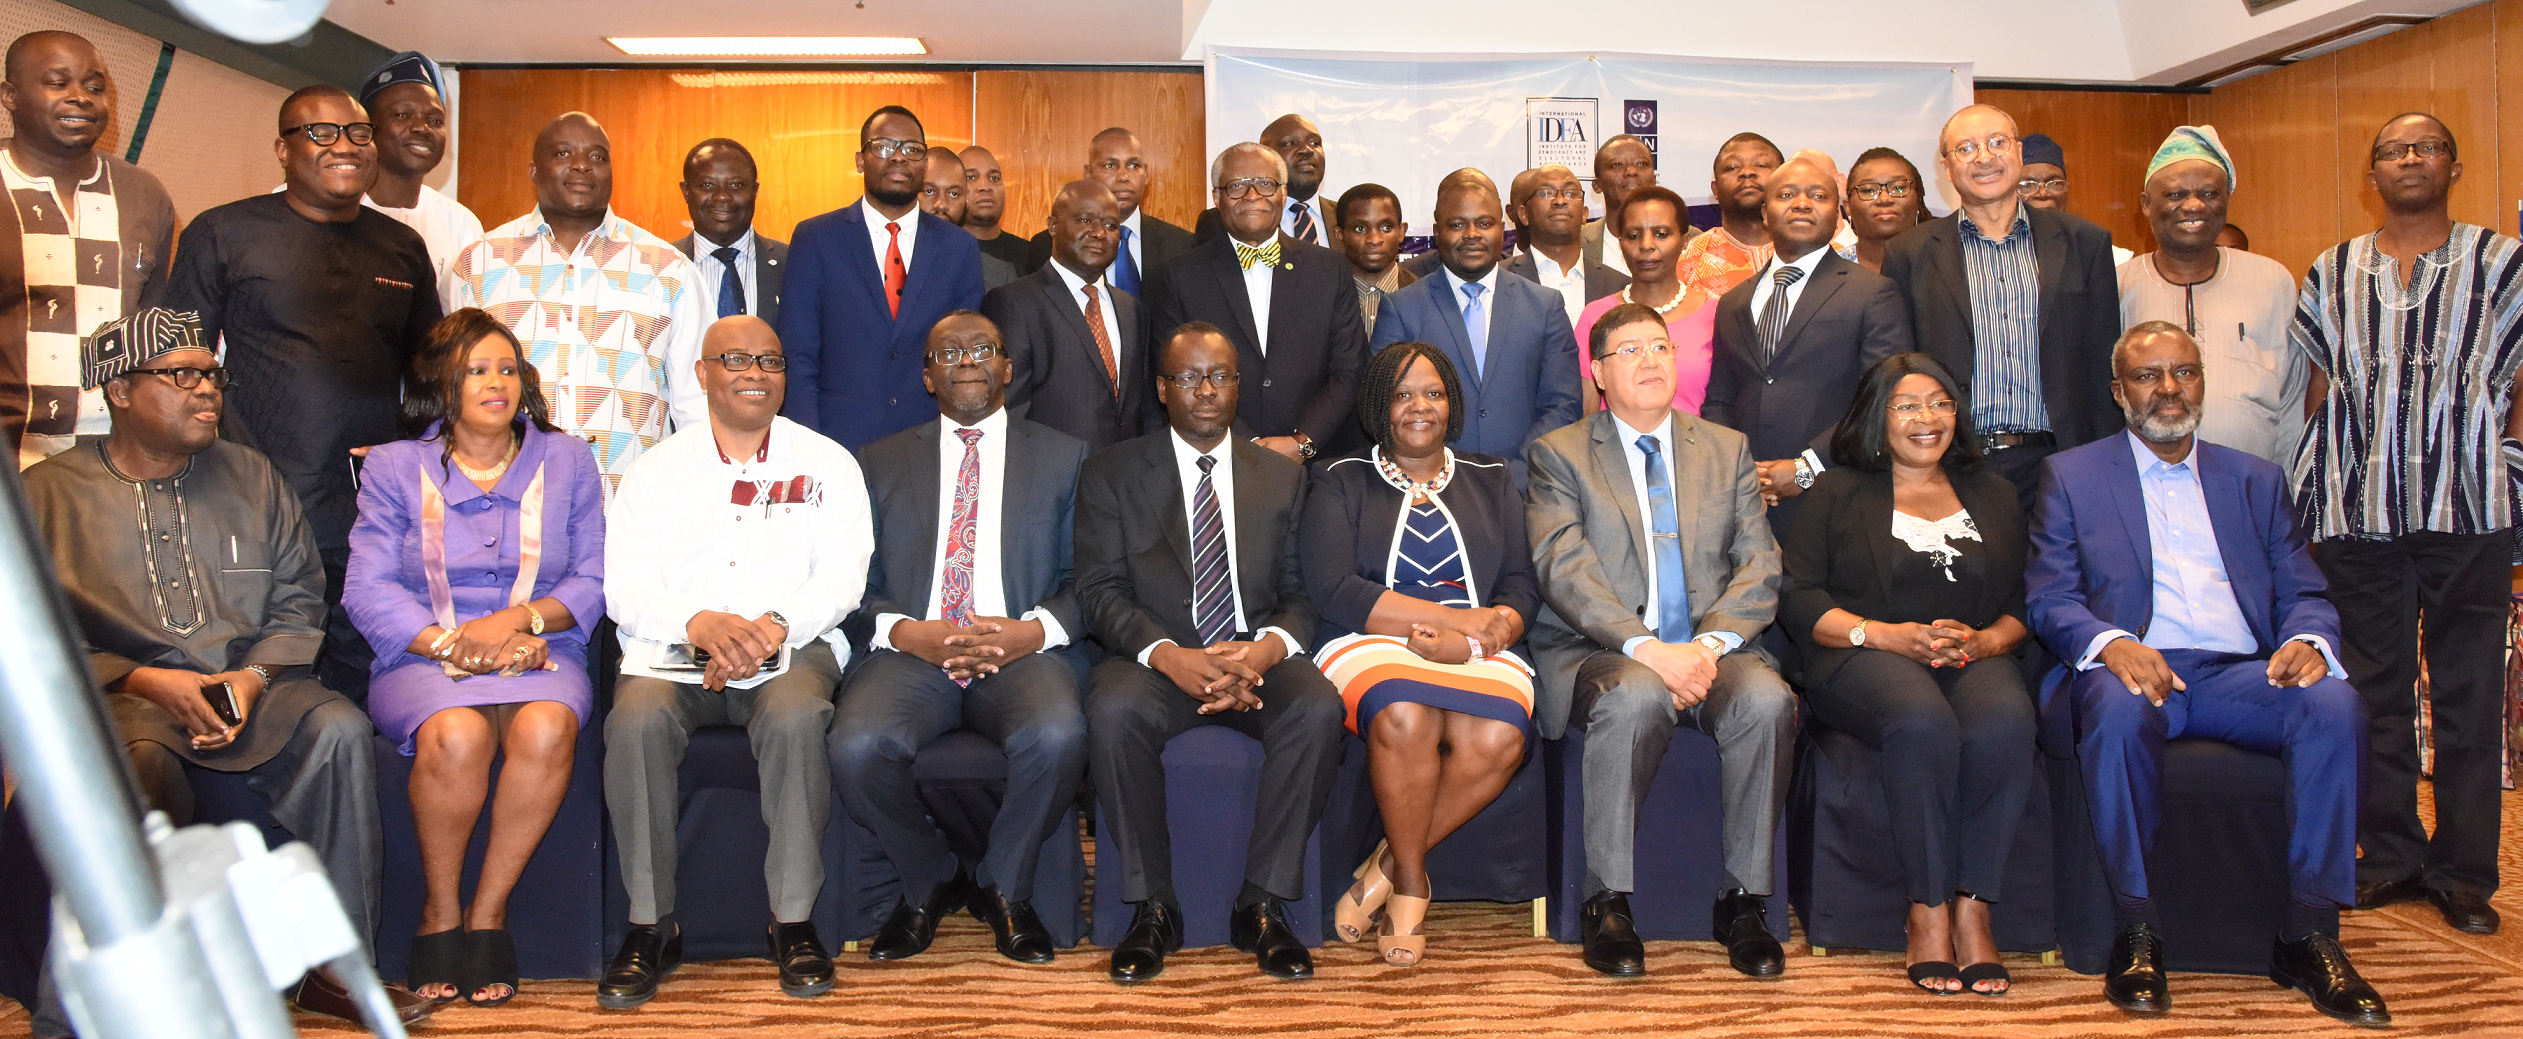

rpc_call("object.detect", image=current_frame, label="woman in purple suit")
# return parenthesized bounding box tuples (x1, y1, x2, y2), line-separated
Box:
(345, 308, 606, 1008)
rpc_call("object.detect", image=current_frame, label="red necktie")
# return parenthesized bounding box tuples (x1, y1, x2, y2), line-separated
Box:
(884, 221, 907, 319)
(1081, 283, 1119, 397)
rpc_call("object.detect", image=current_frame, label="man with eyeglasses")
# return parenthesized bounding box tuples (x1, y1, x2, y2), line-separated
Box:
(1507, 164, 1630, 329)
(0, 31, 176, 471)
(1839, 147, 1928, 274)
(598, 314, 871, 1008)
(1078, 321, 1343, 983)
(781, 105, 986, 453)
(1144, 142, 1366, 464)
(1881, 104, 2121, 503)
(1021, 127, 1194, 284)
(983, 179, 1152, 454)
(2016, 134, 2131, 266)
(921, 147, 1013, 291)
(1196, 114, 1337, 250)
(834, 310, 1091, 966)
(674, 138, 786, 328)
(1581, 134, 1678, 276)
(168, 84, 441, 704)
(2297, 113, 2523, 940)
(357, 51, 480, 290)
(1525, 301, 1796, 979)
(2027, 321, 2387, 1026)
(449, 110, 707, 496)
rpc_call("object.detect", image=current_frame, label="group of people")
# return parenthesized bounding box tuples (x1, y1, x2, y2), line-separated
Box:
(2, 24, 2513, 1035)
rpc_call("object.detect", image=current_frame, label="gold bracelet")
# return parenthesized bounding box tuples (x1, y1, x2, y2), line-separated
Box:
(525, 604, 546, 636)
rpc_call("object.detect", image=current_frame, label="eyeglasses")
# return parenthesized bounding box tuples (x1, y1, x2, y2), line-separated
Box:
(708, 352, 788, 373)
(1163, 370, 1241, 388)
(1216, 178, 1283, 200)
(1527, 185, 1585, 202)
(926, 343, 1000, 366)
(1595, 341, 1675, 361)
(863, 137, 928, 162)
(1945, 134, 2014, 161)
(2372, 139, 2452, 163)
(1851, 180, 1914, 201)
(2017, 177, 2069, 194)
(126, 366, 230, 390)
(1885, 399, 1959, 416)
(2120, 365, 2204, 387)
(281, 122, 375, 147)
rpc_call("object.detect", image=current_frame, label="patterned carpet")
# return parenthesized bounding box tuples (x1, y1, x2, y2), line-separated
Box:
(5, 793, 2521, 1037)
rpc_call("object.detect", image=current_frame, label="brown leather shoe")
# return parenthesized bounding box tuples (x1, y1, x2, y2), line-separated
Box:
(292, 966, 440, 1026)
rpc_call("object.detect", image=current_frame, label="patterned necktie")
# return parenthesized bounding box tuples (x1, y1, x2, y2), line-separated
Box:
(1189, 454, 1236, 647)
(940, 427, 985, 685)
(1637, 434, 1691, 643)
(1235, 238, 1284, 271)
(1758, 264, 1805, 365)
(884, 221, 907, 319)
(1112, 225, 1140, 297)
(1460, 281, 1488, 378)
(1081, 283, 1119, 397)
(1289, 201, 1319, 246)
(712, 245, 746, 318)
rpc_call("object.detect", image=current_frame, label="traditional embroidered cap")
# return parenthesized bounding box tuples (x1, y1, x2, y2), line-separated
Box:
(2018, 133, 2066, 170)
(2146, 124, 2236, 191)
(359, 50, 446, 108)
(82, 308, 206, 389)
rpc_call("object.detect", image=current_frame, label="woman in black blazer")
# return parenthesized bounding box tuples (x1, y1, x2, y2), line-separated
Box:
(1780, 353, 2035, 997)
(1300, 341, 1542, 968)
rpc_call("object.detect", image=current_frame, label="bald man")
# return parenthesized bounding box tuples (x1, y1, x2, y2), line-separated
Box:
(923, 148, 1013, 290)
(1195, 113, 1336, 248)
(1021, 127, 1194, 286)
(959, 145, 1033, 269)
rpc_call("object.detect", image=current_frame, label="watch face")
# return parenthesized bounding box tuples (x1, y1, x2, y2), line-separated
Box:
(1849, 624, 1866, 646)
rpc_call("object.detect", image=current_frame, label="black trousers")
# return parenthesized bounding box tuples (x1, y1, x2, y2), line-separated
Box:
(314, 545, 373, 706)
(1977, 441, 2059, 509)
(1086, 653, 1344, 907)
(2315, 531, 2511, 897)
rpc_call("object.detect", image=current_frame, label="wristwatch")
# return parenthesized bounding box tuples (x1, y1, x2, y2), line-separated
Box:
(1848, 618, 1869, 647)
(1793, 456, 1817, 489)
(1693, 634, 1729, 656)
(1292, 431, 1318, 461)
(764, 610, 790, 637)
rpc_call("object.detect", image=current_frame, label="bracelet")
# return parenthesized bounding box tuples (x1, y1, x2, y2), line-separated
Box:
(525, 604, 546, 636)
(1462, 635, 1485, 661)
(242, 663, 274, 685)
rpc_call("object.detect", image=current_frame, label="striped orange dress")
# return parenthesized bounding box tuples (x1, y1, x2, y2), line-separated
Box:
(1315, 488, 1534, 737)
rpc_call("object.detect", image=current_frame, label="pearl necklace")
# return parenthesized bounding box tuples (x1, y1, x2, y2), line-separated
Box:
(1621, 284, 1683, 316)
(454, 434, 519, 483)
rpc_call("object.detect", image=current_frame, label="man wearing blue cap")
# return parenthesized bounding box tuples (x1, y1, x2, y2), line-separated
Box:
(2017, 133, 2131, 266)
(359, 51, 481, 289)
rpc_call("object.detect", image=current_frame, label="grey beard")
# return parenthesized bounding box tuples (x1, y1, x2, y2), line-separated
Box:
(2124, 397, 2201, 443)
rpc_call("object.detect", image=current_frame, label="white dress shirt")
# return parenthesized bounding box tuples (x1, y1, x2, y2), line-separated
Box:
(1747, 244, 1830, 318)
(364, 184, 483, 292)
(861, 197, 920, 279)
(1527, 249, 1589, 329)
(1610, 411, 1745, 659)
(690, 227, 761, 317)
(871, 410, 1072, 651)
(605, 417, 873, 687)
(1049, 259, 1125, 374)
(1443, 264, 1501, 360)
(1236, 234, 1278, 355)
(1134, 430, 1302, 663)
(1281, 194, 1328, 243)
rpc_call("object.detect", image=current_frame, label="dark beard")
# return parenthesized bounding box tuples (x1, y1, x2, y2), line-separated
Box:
(866, 184, 918, 209)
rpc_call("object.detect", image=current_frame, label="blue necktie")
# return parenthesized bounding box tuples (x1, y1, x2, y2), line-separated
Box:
(712, 245, 746, 318)
(1112, 225, 1140, 297)
(1638, 433, 1690, 643)
(1460, 281, 1488, 378)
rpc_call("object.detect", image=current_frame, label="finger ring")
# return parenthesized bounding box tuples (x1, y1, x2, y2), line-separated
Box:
(513, 646, 529, 658)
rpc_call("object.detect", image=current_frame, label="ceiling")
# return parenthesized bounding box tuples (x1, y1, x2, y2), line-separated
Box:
(321, 0, 1196, 66)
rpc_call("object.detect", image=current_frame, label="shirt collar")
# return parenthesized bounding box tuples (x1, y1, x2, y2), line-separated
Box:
(1959, 206, 2033, 244)
(1352, 263, 1402, 295)
(860, 197, 916, 232)
(1612, 410, 1676, 450)
(1444, 263, 1500, 297)
(1169, 429, 1228, 472)
(1049, 257, 1107, 295)
(1763, 245, 1830, 282)
(941, 407, 1010, 441)
(1530, 249, 1577, 282)
(2125, 427, 2198, 475)
(1121, 208, 1144, 236)
(695, 227, 756, 259)
(530, 206, 623, 247)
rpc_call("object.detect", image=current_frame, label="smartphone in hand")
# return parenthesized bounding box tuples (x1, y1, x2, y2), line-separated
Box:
(204, 681, 243, 728)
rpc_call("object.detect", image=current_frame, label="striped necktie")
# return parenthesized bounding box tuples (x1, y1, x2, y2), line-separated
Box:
(1189, 454, 1236, 646)
(1759, 264, 1804, 365)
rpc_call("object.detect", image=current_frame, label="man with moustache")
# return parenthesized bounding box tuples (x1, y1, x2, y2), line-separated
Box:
(356, 51, 480, 288)
(834, 311, 1091, 966)
(0, 30, 176, 469)
(167, 84, 440, 700)
(1371, 169, 1579, 464)
(1022, 127, 1195, 287)
(1334, 182, 1414, 330)
(675, 138, 785, 327)
(959, 145, 1032, 269)
(1672, 133, 1783, 312)
(781, 105, 986, 451)
(2016, 133, 2132, 266)
(2026, 322, 2386, 1026)
(1582, 134, 1674, 275)
(983, 180, 1150, 454)
(1507, 164, 1630, 329)
(1144, 142, 1366, 464)
(450, 111, 708, 494)
(2117, 126, 2303, 467)
(1706, 155, 1911, 531)
(1197, 114, 1334, 248)
(1840, 147, 1929, 274)
(922, 148, 1013, 290)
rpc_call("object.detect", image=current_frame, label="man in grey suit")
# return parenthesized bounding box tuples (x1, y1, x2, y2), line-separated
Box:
(1370, 169, 1580, 467)
(983, 180, 1152, 454)
(833, 311, 1091, 967)
(1526, 301, 1795, 979)
(1507, 164, 1629, 330)
(675, 138, 785, 326)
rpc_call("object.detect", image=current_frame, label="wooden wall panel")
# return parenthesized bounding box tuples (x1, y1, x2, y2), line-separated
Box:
(972, 70, 1207, 242)
(2504, 0, 2523, 228)
(1972, 88, 2189, 254)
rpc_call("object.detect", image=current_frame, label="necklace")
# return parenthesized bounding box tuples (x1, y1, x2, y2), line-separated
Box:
(1374, 446, 1454, 497)
(454, 433, 519, 483)
(1620, 284, 1683, 316)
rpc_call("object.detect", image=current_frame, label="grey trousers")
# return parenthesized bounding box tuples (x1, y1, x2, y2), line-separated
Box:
(605, 641, 841, 925)
(1562, 646, 1796, 897)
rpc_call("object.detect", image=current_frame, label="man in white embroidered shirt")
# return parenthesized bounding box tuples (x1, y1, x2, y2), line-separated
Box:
(597, 315, 871, 1009)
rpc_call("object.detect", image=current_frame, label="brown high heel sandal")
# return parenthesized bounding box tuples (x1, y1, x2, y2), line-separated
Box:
(1335, 840, 1394, 942)
(1379, 894, 1430, 967)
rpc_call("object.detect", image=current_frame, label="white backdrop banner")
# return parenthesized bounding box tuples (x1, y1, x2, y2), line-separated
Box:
(1204, 49, 1973, 234)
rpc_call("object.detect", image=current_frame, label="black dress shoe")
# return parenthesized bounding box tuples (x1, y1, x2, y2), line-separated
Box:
(2427, 888, 2501, 934)
(968, 884, 1057, 964)
(2271, 933, 2391, 1028)
(1712, 890, 1785, 978)
(869, 871, 971, 960)
(1580, 890, 1646, 977)
(2355, 875, 2427, 910)
(291, 968, 439, 1026)
(2102, 922, 2170, 1015)
(768, 920, 835, 998)
(597, 923, 683, 1010)
(1108, 901, 1183, 983)
(1228, 898, 1315, 980)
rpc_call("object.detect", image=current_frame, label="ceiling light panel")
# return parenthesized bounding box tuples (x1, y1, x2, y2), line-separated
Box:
(605, 36, 928, 57)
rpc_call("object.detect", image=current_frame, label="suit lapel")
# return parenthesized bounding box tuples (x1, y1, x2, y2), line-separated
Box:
(1038, 270, 1114, 394)
(999, 421, 1037, 608)
(1267, 241, 1308, 369)
(1717, 293, 1763, 375)
(1928, 220, 1973, 341)
(835, 207, 894, 321)
(2097, 438, 2153, 628)
(1147, 440, 1196, 586)
(903, 422, 945, 617)
(2031, 210, 2069, 324)
(1427, 271, 1483, 390)
(2199, 450, 2275, 648)
(1587, 414, 1650, 582)
(1205, 243, 1265, 361)
(1774, 257, 1846, 364)
(1228, 440, 1278, 615)
(1665, 412, 1705, 568)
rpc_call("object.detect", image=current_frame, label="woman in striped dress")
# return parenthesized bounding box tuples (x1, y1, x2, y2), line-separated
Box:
(1301, 341, 1542, 967)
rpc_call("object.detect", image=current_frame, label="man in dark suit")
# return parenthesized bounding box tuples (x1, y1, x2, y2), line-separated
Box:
(674, 138, 786, 327)
(1021, 127, 1195, 290)
(833, 311, 1091, 967)
(1370, 169, 1580, 465)
(1506, 164, 1629, 329)
(779, 105, 986, 451)
(1078, 323, 1344, 984)
(1144, 143, 1367, 465)
(1706, 155, 1911, 533)
(1194, 113, 1336, 249)
(1881, 104, 2120, 501)
(2024, 322, 2385, 1027)
(982, 180, 1152, 454)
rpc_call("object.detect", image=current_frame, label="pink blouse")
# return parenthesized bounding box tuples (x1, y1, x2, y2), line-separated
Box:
(1574, 293, 1719, 415)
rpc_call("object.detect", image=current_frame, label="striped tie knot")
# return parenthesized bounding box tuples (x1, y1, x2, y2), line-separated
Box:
(1235, 239, 1283, 270)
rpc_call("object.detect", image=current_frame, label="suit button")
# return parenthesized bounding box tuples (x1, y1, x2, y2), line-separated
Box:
(1765, 378, 1774, 385)
(1262, 379, 1273, 388)
(1479, 409, 1489, 417)
(1181, 597, 1193, 606)
(888, 397, 898, 406)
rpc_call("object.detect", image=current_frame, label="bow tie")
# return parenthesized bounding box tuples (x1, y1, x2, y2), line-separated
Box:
(1235, 239, 1283, 271)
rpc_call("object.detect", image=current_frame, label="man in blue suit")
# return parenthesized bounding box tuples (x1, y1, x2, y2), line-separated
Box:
(780, 105, 986, 451)
(2025, 321, 2385, 1027)
(1370, 169, 1579, 466)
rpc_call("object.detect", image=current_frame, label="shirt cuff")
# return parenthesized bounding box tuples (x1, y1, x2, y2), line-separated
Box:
(1621, 635, 1656, 658)
(1025, 608, 1071, 651)
(1693, 631, 1744, 656)
(1135, 639, 1175, 668)
(1259, 626, 1303, 658)
(871, 613, 913, 652)
(1800, 448, 1825, 472)
(2289, 634, 2348, 680)
(2077, 629, 2138, 670)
